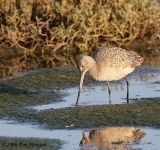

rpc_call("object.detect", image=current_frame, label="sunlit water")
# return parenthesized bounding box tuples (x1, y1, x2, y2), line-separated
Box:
(0, 120, 159, 150)
(33, 73, 160, 110)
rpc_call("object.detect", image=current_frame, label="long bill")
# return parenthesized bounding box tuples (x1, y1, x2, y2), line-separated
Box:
(76, 71, 86, 106)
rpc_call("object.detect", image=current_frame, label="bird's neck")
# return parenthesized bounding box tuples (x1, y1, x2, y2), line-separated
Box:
(88, 57, 98, 80)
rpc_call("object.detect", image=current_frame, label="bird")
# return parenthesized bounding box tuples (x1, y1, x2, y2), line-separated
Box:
(76, 47, 143, 106)
(80, 127, 145, 149)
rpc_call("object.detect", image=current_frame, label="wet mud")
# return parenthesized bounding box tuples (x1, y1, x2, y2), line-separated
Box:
(0, 66, 159, 149)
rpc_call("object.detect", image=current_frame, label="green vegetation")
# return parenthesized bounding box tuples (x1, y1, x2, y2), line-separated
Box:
(0, 67, 92, 122)
(0, 67, 160, 129)
(0, 0, 160, 77)
(39, 99, 160, 129)
(0, 137, 63, 150)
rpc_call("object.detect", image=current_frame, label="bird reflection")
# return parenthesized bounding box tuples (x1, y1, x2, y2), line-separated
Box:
(80, 127, 145, 150)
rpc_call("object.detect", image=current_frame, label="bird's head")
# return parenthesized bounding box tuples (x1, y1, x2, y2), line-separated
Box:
(77, 55, 91, 90)
(80, 131, 91, 145)
(77, 55, 91, 72)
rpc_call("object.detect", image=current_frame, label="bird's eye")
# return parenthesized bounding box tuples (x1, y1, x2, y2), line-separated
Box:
(81, 65, 83, 68)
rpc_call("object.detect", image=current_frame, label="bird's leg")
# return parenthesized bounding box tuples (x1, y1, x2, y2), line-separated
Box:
(107, 82, 111, 104)
(124, 77, 130, 103)
(76, 88, 81, 106)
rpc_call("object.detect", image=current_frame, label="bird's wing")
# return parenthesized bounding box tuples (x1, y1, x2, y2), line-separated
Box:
(93, 47, 143, 68)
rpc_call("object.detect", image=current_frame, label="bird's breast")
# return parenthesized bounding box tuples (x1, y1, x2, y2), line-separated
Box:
(93, 67, 135, 81)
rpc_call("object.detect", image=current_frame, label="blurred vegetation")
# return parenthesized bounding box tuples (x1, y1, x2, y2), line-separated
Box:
(0, 0, 160, 77)
(0, 137, 62, 150)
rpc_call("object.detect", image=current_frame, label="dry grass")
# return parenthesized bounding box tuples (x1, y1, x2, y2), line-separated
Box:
(0, 0, 160, 77)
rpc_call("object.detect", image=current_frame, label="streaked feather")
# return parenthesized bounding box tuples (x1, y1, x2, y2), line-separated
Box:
(93, 47, 143, 68)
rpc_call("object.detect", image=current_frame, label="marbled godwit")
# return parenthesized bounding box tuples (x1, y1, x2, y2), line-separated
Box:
(80, 127, 145, 149)
(76, 47, 143, 106)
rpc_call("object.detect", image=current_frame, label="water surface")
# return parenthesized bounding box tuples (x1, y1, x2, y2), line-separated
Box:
(0, 120, 159, 150)
(33, 73, 160, 110)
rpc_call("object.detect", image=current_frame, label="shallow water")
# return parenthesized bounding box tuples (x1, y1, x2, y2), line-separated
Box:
(33, 73, 160, 110)
(0, 120, 159, 150)
(0, 120, 80, 150)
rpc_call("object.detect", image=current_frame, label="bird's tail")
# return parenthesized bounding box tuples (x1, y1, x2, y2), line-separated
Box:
(130, 51, 144, 67)
(133, 128, 145, 140)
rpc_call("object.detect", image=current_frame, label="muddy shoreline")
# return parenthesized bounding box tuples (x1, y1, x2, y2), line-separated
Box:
(0, 136, 62, 150)
(0, 66, 160, 149)
(0, 66, 160, 128)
